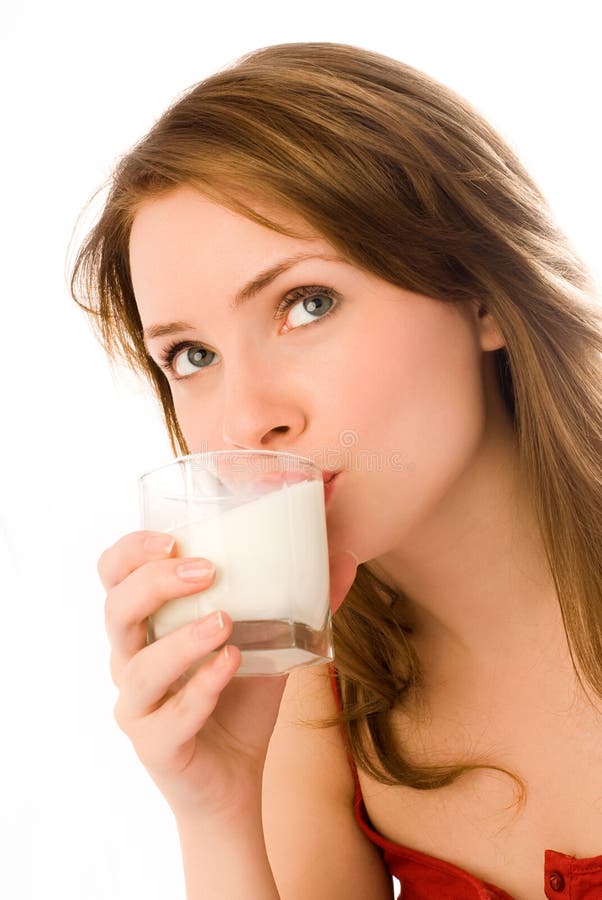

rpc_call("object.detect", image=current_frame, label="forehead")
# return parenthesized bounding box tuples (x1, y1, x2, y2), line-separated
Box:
(129, 184, 323, 258)
(129, 185, 341, 325)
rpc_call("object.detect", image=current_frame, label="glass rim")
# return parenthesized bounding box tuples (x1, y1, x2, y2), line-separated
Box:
(138, 448, 320, 484)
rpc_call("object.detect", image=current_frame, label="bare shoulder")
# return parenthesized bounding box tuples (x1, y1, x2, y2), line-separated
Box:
(269, 663, 350, 793)
(263, 663, 394, 900)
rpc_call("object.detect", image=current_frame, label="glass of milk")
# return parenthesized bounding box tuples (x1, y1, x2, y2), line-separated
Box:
(139, 450, 333, 677)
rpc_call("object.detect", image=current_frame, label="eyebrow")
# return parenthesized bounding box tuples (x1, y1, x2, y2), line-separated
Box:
(142, 251, 344, 346)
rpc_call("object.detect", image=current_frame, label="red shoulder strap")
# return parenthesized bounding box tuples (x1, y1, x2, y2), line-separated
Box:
(327, 664, 384, 847)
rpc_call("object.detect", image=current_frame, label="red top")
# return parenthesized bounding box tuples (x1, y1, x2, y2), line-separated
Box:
(327, 665, 602, 899)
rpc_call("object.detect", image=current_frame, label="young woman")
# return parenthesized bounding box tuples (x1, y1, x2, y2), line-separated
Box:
(71, 42, 602, 899)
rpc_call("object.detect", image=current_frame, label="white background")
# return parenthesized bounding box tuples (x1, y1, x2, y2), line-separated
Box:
(1, 2, 600, 898)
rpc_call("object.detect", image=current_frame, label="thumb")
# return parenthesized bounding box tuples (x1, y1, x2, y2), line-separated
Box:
(329, 550, 360, 614)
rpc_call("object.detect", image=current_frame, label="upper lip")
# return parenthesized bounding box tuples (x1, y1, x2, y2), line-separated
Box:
(322, 470, 340, 484)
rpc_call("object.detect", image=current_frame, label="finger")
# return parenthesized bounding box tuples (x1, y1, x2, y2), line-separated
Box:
(137, 642, 242, 772)
(106, 557, 216, 684)
(97, 530, 178, 593)
(115, 610, 233, 721)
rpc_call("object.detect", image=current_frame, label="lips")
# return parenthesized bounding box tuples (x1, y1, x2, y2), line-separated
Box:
(255, 469, 340, 490)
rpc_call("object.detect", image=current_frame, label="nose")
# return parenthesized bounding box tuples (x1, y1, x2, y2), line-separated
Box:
(220, 350, 307, 452)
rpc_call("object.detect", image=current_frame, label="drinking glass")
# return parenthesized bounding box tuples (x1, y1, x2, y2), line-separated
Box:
(139, 449, 333, 676)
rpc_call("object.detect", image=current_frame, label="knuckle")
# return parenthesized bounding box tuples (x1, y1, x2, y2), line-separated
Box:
(96, 548, 109, 582)
(109, 655, 121, 689)
(104, 589, 126, 636)
(103, 607, 116, 646)
(103, 592, 113, 629)
(113, 696, 127, 730)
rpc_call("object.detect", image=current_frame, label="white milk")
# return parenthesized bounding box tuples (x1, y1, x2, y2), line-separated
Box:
(150, 478, 330, 641)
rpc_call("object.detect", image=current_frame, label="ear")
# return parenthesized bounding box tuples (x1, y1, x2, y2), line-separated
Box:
(470, 300, 506, 352)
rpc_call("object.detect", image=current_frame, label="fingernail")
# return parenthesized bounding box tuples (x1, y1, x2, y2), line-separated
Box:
(176, 560, 215, 581)
(144, 534, 175, 556)
(195, 610, 224, 638)
(214, 645, 231, 668)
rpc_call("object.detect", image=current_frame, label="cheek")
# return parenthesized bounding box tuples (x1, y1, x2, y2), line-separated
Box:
(171, 390, 218, 451)
(326, 307, 488, 560)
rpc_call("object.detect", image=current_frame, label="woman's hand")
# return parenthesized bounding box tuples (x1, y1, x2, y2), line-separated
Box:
(99, 530, 289, 824)
(98, 531, 359, 824)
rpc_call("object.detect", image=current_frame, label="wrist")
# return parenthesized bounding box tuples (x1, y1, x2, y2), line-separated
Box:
(173, 780, 264, 833)
(175, 802, 280, 900)
(175, 797, 263, 837)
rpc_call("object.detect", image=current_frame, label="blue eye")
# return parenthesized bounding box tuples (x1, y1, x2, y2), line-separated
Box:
(157, 285, 340, 381)
(280, 290, 335, 329)
(162, 345, 217, 379)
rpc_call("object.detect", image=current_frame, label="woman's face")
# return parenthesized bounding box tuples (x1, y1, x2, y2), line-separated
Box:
(130, 185, 509, 564)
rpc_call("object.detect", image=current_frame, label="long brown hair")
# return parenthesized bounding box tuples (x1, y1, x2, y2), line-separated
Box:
(69, 42, 602, 807)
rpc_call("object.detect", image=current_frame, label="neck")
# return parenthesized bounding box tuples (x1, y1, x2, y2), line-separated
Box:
(368, 422, 564, 679)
